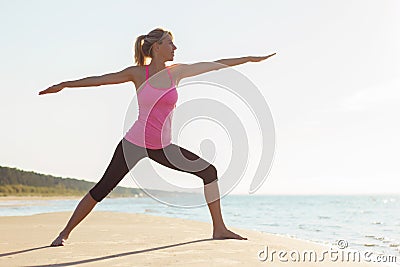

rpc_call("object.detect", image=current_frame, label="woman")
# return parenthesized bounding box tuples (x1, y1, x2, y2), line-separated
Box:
(39, 28, 276, 246)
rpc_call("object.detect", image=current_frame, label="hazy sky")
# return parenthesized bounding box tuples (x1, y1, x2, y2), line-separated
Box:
(1, 0, 399, 195)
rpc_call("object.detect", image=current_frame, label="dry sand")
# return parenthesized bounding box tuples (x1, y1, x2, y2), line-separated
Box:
(0, 211, 381, 267)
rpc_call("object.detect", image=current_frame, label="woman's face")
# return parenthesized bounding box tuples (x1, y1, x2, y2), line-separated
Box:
(155, 35, 177, 61)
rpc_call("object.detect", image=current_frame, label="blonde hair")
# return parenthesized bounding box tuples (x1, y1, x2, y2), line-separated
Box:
(134, 28, 173, 66)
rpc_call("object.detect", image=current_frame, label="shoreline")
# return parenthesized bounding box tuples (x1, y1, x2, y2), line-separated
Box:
(0, 195, 83, 201)
(1, 196, 396, 266)
(0, 211, 382, 266)
(0, 195, 147, 201)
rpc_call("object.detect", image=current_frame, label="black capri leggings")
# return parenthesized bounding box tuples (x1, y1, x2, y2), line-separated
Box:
(89, 138, 218, 202)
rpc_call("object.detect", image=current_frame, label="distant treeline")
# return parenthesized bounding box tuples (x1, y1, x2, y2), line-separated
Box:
(0, 166, 144, 197)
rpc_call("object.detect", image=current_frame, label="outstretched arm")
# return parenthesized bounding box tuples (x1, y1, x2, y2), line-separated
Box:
(176, 53, 276, 81)
(38, 66, 136, 95)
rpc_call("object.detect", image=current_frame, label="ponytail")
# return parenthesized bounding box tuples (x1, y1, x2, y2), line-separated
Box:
(134, 34, 147, 66)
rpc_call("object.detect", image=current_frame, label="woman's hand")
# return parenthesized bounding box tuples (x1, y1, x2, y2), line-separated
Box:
(249, 53, 276, 62)
(38, 83, 65, 95)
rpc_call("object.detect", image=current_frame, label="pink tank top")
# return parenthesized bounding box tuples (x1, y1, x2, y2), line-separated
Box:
(124, 65, 178, 149)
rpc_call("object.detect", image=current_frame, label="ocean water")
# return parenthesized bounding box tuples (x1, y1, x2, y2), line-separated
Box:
(1, 194, 399, 264)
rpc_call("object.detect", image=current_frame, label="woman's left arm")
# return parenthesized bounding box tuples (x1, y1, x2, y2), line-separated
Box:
(216, 53, 276, 67)
(175, 53, 276, 81)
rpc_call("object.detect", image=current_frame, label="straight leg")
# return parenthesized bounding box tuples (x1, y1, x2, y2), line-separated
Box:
(50, 139, 146, 246)
(50, 192, 97, 246)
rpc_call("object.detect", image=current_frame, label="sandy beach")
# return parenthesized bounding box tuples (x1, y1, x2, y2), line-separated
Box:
(0, 211, 382, 267)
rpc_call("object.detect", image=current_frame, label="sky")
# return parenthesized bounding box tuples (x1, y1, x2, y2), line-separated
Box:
(1, 0, 399, 195)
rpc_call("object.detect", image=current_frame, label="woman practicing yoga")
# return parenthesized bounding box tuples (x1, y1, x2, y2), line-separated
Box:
(38, 28, 276, 246)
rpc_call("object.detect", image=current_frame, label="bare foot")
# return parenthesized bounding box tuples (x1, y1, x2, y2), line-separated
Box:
(50, 233, 68, 247)
(213, 228, 247, 240)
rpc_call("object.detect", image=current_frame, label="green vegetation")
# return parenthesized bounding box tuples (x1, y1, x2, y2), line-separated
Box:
(0, 166, 144, 197)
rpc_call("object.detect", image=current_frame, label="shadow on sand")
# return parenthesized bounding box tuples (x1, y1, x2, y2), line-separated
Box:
(2, 238, 215, 267)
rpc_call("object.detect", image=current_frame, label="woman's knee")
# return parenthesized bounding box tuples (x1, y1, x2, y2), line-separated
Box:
(89, 186, 108, 202)
(199, 164, 218, 185)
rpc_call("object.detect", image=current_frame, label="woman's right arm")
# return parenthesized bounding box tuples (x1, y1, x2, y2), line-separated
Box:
(38, 66, 137, 95)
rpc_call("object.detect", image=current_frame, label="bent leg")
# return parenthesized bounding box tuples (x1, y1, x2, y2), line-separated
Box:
(147, 144, 218, 185)
(147, 144, 246, 240)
